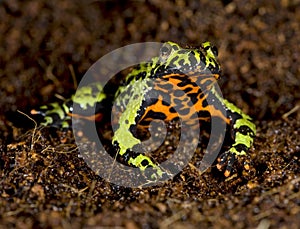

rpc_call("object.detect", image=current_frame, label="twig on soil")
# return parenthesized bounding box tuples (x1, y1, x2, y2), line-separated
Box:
(17, 110, 38, 151)
(282, 104, 299, 119)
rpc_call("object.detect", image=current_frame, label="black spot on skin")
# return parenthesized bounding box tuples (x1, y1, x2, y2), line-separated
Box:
(177, 78, 192, 87)
(188, 93, 198, 104)
(233, 144, 248, 153)
(171, 117, 180, 122)
(199, 92, 205, 99)
(65, 100, 73, 112)
(183, 87, 193, 93)
(169, 74, 183, 80)
(196, 87, 203, 96)
(138, 119, 151, 129)
(135, 71, 147, 80)
(202, 98, 208, 108)
(207, 61, 220, 74)
(135, 65, 141, 71)
(169, 107, 177, 113)
(198, 110, 210, 118)
(141, 159, 149, 167)
(200, 52, 206, 64)
(118, 146, 150, 165)
(207, 63, 214, 70)
(227, 111, 242, 122)
(203, 45, 210, 51)
(153, 65, 166, 76)
(144, 110, 167, 120)
(161, 99, 170, 106)
(129, 124, 138, 136)
(125, 75, 134, 84)
(116, 148, 131, 163)
(239, 125, 255, 136)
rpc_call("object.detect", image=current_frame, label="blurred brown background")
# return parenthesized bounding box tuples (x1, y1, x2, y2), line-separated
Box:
(0, 1, 299, 228)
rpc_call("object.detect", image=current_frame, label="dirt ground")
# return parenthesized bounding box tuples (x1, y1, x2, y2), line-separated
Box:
(0, 0, 299, 228)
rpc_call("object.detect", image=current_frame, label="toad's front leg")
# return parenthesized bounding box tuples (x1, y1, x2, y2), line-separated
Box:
(217, 99, 256, 176)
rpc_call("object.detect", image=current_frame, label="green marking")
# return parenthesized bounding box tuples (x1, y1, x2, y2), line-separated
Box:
(223, 99, 256, 135)
(61, 119, 71, 129)
(62, 103, 70, 114)
(215, 95, 256, 157)
(43, 116, 54, 126)
(128, 155, 163, 180)
(234, 118, 256, 135)
(203, 41, 218, 68)
(50, 102, 67, 120)
(234, 132, 254, 149)
(223, 99, 246, 116)
(128, 155, 163, 178)
(112, 78, 152, 156)
(194, 51, 201, 63)
(73, 83, 106, 110)
(229, 146, 246, 156)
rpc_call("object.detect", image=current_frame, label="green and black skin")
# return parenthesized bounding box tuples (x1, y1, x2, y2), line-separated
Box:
(31, 41, 256, 180)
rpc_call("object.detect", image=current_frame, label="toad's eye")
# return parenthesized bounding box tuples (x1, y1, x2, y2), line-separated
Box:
(211, 45, 218, 57)
(159, 43, 172, 62)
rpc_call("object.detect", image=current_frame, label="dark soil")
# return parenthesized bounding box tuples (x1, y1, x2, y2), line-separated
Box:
(0, 0, 299, 228)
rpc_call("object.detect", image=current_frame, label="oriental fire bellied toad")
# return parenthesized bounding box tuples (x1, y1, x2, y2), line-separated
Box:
(31, 41, 256, 181)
